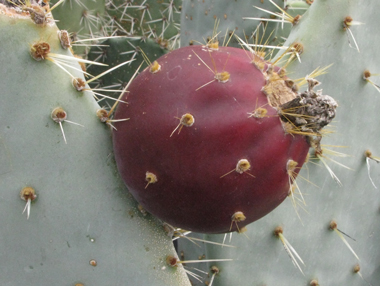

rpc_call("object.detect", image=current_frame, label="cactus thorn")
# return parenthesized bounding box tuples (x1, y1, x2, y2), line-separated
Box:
(229, 211, 248, 236)
(208, 266, 220, 286)
(248, 0, 301, 27)
(286, 159, 306, 208)
(247, 98, 269, 119)
(145, 171, 157, 189)
(108, 61, 144, 118)
(343, 16, 364, 53)
(329, 220, 359, 260)
(353, 264, 373, 286)
(311, 145, 352, 187)
(295, 65, 333, 89)
(96, 108, 129, 131)
(192, 50, 231, 91)
(20, 187, 37, 220)
(138, 48, 161, 73)
(220, 159, 255, 179)
(170, 113, 195, 137)
(84, 88, 128, 104)
(31, 43, 107, 80)
(274, 226, 305, 275)
(51, 107, 84, 144)
(85, 59, 134, 85)
(165, 255, 233, 268)
(365, 149, 380, 189)
(272, 42, 303, 67)
(173, 232, 236, 248)
(287, 184, 309, 224)
(363, 69, 380, 93)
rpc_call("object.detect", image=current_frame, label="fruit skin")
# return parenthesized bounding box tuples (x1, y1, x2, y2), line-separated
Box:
(113, 45, 310, 234)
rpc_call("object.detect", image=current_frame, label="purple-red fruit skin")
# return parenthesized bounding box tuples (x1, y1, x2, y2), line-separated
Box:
(113, 45, 309, 233)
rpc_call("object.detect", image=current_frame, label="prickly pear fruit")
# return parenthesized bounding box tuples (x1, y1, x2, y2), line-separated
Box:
(113, 45, 334, 233)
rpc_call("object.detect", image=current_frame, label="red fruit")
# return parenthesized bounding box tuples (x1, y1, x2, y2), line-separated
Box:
(113, 45, 310, 234)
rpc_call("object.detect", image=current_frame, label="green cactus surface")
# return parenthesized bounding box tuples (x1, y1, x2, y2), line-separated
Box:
(177, 0, 380, 285)
(105, 0, 181, 46)
(86, 37, 168, 106)
(0, 5, 190, 285)
(180, 0, 306, 50)
(51, 0, 106, 55)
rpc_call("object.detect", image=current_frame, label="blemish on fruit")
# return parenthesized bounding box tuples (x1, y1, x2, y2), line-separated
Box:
(262, 65, 298, 107)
